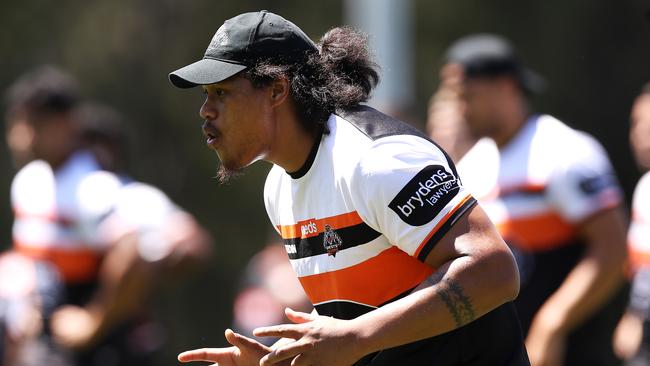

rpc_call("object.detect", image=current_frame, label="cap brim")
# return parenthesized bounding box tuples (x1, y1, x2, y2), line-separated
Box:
(169, 58, 248, 89)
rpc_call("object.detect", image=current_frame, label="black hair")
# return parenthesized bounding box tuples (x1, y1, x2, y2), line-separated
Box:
(78, 102, 127, 149)
(77, 101, 132, 172)
(4, 65, 81, 124)
(244, 26, 379, 135)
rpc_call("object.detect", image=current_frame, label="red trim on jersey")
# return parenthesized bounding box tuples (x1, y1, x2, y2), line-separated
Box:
(413, 194, 473, 259)
(629, 241, 650, 272)
(496, 212, 576, 251)
(14, 242, 102, 283)
(13, 208, 76, 227)
(497, 182, 546, 197)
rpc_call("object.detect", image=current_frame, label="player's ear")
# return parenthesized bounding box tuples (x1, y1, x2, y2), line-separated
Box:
(269, 76, 289, 107)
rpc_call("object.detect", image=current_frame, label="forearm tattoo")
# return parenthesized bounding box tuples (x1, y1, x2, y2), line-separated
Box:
(437, 278, 475, 327)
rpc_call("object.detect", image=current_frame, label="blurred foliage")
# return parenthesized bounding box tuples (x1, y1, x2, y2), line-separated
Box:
(0, 0, 649, 363)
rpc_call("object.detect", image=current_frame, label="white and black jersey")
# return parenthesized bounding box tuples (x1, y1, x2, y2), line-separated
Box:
(264, 106, 529, 365)
(458, 115, 624, 365)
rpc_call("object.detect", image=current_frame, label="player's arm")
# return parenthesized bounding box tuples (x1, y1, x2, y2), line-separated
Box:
(526, 205, 627, 364)
(613, 267, 650, 360)
(347, 201, 520, 353)
(254, 202, 520, 366)
(51, 232, 157, 349)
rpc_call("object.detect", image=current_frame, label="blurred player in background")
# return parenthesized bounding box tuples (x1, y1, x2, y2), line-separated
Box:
(426, 61, 476, 162)
(447, 34, 628, 366)
(1, 65, 212, 366)
(231, 241, 311, 346)
(169, 10, 528, 366)
(613, 82, 650, 366)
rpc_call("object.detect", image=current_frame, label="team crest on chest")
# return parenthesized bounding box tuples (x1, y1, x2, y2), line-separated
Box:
(323, 224, 342, 257)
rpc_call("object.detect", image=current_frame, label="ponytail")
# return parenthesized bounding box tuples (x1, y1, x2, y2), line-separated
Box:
(245, 27, 379, 134)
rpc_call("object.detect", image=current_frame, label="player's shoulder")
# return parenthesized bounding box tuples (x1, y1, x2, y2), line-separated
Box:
(536, 115, 602, 149)
(118, 181, 170, 204)
(354, 134, 446, 177)
(76, 170, 124, 216)
(335, 105, 428, 141)
(13, 159, 52, 185)
(534, 114, 609, 163)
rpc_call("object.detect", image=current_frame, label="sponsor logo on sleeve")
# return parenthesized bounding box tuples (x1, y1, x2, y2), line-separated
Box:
(578, 173, 617, 196)
(389, 165, 460, 226)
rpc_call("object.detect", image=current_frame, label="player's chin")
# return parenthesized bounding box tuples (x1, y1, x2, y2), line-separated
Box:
(216, 164, 245, 184)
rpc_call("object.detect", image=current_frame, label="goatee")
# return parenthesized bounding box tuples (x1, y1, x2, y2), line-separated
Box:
(215, 164, 244, 184)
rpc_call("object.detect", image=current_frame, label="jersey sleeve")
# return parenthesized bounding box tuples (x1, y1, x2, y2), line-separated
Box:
(99, 182, 184, 262)
(349, 136, 476, 262)
(76, 170, 124, 248)
(545, 133, 622, 223)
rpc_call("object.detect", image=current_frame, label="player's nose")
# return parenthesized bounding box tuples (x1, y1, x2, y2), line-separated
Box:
(199, 99, 217, 121)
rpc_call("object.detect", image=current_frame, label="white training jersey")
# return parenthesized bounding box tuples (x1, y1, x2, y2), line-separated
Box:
(457, 114, 622, 252)
(97, 181, 183, 263)
(264, 106, 475, 319)
(11, 151, 184, 282)
(11, 151, 122, 282)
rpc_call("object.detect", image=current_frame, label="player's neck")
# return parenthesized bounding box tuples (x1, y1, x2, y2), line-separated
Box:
(493, 101, 529, 149)
(266, 105, 320, 174)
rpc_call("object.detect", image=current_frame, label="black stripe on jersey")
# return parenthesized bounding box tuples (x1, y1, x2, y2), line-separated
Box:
(316, 286, 419, 320)
(315, 300, 377, 320)
(284, 222, 381, 260)
(336, 105, 460, 180)
(416, 197, 478, 262)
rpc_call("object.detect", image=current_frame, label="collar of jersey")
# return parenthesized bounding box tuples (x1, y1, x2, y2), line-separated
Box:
(288, 129, 324, 179)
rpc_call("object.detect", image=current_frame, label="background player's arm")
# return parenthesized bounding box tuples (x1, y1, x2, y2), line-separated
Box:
(50, 233, 156, 349)
(526, 206, 627, 365)
(52, 210, 212, 349)
(254, 203, 520, 365)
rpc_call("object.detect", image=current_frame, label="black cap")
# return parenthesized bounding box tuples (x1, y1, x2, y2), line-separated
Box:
(169, 10, 318, 89)
(444, 33, 545, 93)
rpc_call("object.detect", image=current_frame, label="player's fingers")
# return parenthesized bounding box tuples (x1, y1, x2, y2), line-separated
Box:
(285, 308, 316, 324)
(254, 324, 304, 339)
(261, 341, 316, 366)
(224, 328, 270, 352)
(177, 347, 232, 363)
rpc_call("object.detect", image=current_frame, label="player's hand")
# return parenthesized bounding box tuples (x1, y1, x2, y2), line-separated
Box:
(253, 308, 365, 366)
(613, 311, 643, 360)
(50, 305, 101, 350)
(178, 329, 273, 366)
(525, 309, 567, 366)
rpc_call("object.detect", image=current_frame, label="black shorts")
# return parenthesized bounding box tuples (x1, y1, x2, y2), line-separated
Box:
(513, 243, 627, 366)
(358, 302, 530, 366)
